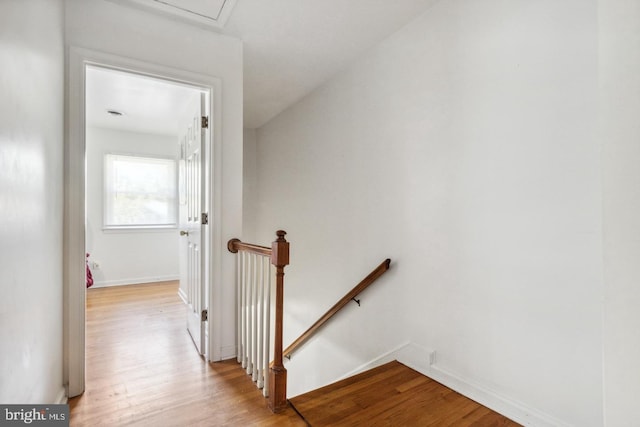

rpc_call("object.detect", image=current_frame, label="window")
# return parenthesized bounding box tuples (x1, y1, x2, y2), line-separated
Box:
(104, 154, 177, 229)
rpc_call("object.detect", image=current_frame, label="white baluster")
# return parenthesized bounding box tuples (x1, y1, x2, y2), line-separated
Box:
(244, 253, 250, 372)
(241, 251, 248, 369)
(251, 254, 258, 381)
(236, 249, 242, 363)
(246, 253, 254, 375)
(257, 256, 265, 389)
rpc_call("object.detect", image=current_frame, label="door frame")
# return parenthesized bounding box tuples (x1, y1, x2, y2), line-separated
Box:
(64, 46, 224, 397)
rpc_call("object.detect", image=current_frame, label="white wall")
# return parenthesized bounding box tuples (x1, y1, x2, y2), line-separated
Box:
(253, 0, 602, 425)
(86, 127, 179, 287)
(0, 0, 65, 403)
(65, 0, 243, 362)
(600, 0, 640, 425)
(243, 128, 258, 243)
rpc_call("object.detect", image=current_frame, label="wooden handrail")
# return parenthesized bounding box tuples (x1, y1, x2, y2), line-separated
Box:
(227, 238, 272, 257)
(282, 258, 391, 359)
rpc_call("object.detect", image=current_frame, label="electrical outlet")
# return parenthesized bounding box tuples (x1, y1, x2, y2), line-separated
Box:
(428, 351, 436, 366)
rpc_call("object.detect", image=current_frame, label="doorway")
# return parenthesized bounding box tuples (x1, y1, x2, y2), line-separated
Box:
(85, 64, 208, 350)
(85, 66, 192, 287)
(65, 48, 223, 398)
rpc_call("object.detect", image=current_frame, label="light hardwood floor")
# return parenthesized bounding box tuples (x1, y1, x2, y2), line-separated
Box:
(69, 281, 304, 426)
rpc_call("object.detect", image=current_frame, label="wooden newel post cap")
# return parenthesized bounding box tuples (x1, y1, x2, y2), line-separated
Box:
(271, 230, 289, 267)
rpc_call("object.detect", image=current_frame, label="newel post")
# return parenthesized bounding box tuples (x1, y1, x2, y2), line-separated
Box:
(269, 230, 289, 413)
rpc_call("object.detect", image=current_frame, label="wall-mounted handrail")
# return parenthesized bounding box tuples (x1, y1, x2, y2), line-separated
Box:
(228, 231, 290, 413)
(228, 239, 272, 257)
(283, 258, 391, 359)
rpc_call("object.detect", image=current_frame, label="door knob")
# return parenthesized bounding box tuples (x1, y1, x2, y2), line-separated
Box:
(180, 230, 189, 236)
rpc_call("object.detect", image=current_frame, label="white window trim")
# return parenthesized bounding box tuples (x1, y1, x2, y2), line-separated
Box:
(103, 152, 178, 230)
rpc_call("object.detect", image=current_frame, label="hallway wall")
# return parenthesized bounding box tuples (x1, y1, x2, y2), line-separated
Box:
(252, 0, 602, 425)
(0, 0, 66, 404)
(243, 128, 258, 244)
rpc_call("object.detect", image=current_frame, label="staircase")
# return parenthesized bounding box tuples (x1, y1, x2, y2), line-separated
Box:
(288, 361, 521, 426)
(228, 234, 519, 425)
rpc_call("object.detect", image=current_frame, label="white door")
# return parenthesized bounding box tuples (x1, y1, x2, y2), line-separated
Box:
(179, 92, 208, 355)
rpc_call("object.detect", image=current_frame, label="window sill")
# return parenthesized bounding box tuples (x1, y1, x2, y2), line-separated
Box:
(102, 225, 178, 234)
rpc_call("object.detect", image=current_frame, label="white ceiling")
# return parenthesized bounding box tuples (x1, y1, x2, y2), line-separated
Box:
(89, 0, 439, 133)
(223, 0, 439, 129)
(86, 66, 202, 136)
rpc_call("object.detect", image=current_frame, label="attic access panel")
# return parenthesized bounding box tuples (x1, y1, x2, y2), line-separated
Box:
(115, 0, 237, 29)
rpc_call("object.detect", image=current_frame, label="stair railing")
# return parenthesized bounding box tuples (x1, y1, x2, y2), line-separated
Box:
(227, 230, 289, 413)
(282, 258, 391, 360)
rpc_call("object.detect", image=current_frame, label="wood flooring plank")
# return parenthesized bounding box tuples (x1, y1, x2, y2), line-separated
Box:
(394, 375, 431, 393)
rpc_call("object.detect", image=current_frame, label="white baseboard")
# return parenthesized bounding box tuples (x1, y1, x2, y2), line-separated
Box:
(219, 345, 236, 361)
(54, 387, 67, 404)
(208, 345, 236, 362)
(91, 275, 180, 288)
(336, 341, 414, 381)
(329, 342, 569, 427)
(177, 287, 188, 304)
